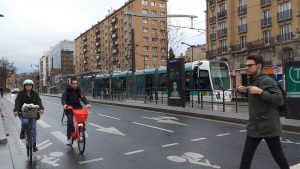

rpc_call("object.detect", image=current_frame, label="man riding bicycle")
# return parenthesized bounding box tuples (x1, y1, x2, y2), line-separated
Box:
(13, 79, 44, 152)
(61, 77, 91, 145)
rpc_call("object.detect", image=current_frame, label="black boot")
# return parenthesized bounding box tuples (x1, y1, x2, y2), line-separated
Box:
(33, 142, 38, 152)
(20, 130, 25, 139)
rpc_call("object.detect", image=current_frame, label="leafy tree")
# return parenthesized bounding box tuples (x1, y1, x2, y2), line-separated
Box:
(169, 48, 175, 60)
(0, 57, 16, 89)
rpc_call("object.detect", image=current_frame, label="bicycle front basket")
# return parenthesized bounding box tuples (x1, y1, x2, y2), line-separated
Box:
(21, 104, 39, 119)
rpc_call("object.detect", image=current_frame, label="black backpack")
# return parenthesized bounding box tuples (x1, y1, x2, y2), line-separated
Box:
(257, 76, 288, 117)
(276, 81, 288, 117)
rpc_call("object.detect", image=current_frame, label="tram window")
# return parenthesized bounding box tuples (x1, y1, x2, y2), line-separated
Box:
(197, 70, 211, 89)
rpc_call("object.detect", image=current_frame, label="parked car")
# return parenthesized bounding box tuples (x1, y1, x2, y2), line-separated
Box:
(11, 88, 20, 94)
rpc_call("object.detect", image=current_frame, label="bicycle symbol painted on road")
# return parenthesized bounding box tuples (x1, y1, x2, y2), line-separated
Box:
(167, 152, 221, 169)
(36, 152, 64, 167)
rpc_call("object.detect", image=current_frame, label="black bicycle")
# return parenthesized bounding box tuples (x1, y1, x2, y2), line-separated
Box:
(19, 104, 40, 163)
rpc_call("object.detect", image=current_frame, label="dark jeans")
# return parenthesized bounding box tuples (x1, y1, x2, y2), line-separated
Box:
(239, 136, 290, 169)
(65, 110, 74, 139)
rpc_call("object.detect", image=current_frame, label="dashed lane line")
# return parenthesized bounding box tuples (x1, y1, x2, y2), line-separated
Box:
(124, 150, 145, 155)
(79, 158, 104, 164)
(37, 120, 52, 128)
(132, 122, 174, 133)
(291, 163, 300, 169)
(216, 133, 231, 137)
(97, 114, 121, 120)
(191, 138, 207, 142)
(161, 143, 178, 148)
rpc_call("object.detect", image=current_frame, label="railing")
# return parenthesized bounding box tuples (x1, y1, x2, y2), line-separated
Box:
(209, 0, 216, 6)
(261, 17, 272, 27)
(218, 28, 227, 37)
(238, 24, 247, 33)
(277, 32, 293, 42)
(238, 5, 247, 15)
(217, 10, 227, 19)
(277, 9, 292, 21)
(260, 0, 271, 7)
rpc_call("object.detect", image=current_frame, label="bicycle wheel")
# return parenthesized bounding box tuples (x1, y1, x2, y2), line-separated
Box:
(77, 125, 86, 154)
(26, 129, 33, 163)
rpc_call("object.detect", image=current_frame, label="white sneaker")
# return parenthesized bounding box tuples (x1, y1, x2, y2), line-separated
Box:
(66, 138, 72, 146)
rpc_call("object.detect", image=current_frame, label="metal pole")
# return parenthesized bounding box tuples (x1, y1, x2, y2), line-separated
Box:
(130, 15, 136, 100)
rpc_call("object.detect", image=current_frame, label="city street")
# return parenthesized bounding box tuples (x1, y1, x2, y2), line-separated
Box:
(1, 94, 300, 169)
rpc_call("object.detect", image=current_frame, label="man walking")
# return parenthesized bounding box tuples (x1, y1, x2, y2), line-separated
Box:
(238, 55, 289, 169)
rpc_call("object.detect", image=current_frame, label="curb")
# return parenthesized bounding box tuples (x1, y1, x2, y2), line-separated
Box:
(0, 114, 7, 144)
(43, 94, 300, 133)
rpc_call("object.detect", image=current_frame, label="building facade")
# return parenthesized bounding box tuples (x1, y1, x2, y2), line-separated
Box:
(74, 0, 168, 75)
(184, 44, 207, 62)
(206, 0, 300, 87)
(40, 52, 51, 92)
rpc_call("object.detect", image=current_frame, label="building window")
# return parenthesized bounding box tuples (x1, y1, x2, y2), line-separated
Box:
(143, 18, 148, 24)
(152, 56, 158, 61)
(161, 48, 167, 52)
(152, 20, 157, 25)
(143, 37, 149, 42)
(263, 31, 271, 44)
(151, 1, 157, 6)
(240, 36, 247, 49)
(279, 24, 292, 41)
(239, 17, 247, 33)
(152, 29, 157, 34)
(142, 9, 147, 14)
(220, 40, 227, 52)
(160, 2, 166, 8)
(142, 0, 148, 5)
(161, 56, 167, 61)
(261, 9, 271, 27)
(143, 28, 148, 33)
(143, 46, 149, 51)
(151, 10, 157, 15)
(160, 12, 166, 16)
(160, 30, 167, 36)
(278, 2, 291, 21)
(144, 55, 149, 60)
(152, 47, 158, 51)
(160, 21, 166, 26)
(152, 38, 158, 42)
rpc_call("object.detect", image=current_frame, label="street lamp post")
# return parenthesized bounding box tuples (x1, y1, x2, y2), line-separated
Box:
(31, 64, 39, 92)
(181, 42, 196, 62)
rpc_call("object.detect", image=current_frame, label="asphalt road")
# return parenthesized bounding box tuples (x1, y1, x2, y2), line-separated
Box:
(1, 94, 300, 169)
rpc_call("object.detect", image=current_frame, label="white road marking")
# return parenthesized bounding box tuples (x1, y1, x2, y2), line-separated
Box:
(51, 131, 77, 147)
(132, 122, 174, 133)
(124, 150, 144, 155)
(240, 130, 247, 133)
(161, 143, 178, 148)
(45, 100, 61, 106)
(143, 116, 188, 126)
(37, 140, 50, 147)
(191, 138, 207, 142)
(216, 133, 230, 137)
(79, 158, 104, 164)
(88, 123, 125, 136)
(291, 163, 300, 169)
(37, 120, 52, 128)
(39, 142, 53, 151)
(97, 114, 121, 120)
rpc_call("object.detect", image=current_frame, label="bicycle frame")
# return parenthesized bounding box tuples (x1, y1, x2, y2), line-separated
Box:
(25, 118, 33, 163)
(69, 107, 89, 154)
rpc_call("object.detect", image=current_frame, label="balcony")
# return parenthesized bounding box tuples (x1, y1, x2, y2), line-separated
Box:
(277, 32, 293, 42)
(210, 33, 217, 41)
(277, 9, 292, 21)
(238, 5, 247, 15)
(238, 24, 247, 33)
(260, 0, 271, 7)
(209, 0, 216, 7)
(261, 17, 272, 27)
(217, 10, 227, 20)
(209, 16, 216, 24)
(218, 28, 227, 37)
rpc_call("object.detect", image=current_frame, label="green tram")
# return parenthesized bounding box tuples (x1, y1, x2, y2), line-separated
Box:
(86, 60, 232, 102)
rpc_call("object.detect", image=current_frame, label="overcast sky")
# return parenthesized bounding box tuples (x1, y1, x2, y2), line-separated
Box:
(0, 0, 206, 73)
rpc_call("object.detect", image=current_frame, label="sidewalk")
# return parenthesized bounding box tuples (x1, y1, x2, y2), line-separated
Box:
(45, 94, 300, 133)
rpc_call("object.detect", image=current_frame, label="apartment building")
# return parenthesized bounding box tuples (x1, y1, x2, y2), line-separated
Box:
(206, 0, 300, 87)
(184, 44, 207, 62)
(75, 0, 168, 75)
(40, 52, 51, 91)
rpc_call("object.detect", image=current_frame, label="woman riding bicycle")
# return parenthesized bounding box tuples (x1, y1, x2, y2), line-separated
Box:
(61, 77, 91, 145)
(13, 79, 44, 152)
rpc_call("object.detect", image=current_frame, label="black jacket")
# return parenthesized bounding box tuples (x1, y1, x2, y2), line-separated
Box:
(13, 90, 44, 112)
(61, 86, 89, 109)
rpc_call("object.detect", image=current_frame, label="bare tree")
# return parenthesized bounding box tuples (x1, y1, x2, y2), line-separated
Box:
(0, 57, 16, 89)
